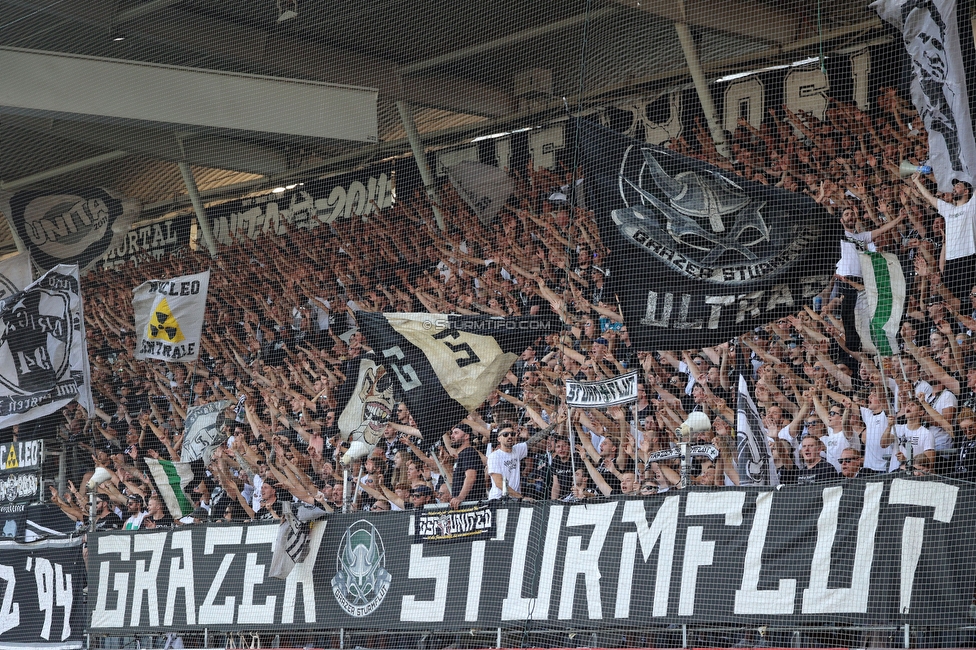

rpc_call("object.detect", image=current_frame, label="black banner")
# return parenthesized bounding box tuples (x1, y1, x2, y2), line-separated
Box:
(581, 121, 843, 349)
(205, 164, 393, 246)
(88, 476, 976, 633)
(0, 188, 140, 273)
(98, 215, 192, 270)
(415, 503, 495, 543)
(0, 536, 85, 648)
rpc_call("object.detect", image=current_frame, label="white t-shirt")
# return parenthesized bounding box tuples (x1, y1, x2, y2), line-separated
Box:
(927, 389, 958, 450)
(891, 424, 935, 471)
(860, 406, 893, 472)
(837, 231, 875, 277)
(937, 199, 976, 260)
(487, 442, 527, 499)
(822, 428, 858, 471)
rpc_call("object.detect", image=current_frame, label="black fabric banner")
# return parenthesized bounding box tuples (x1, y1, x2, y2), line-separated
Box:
(356, 312, 554, 438)
(0, 536, 86, 649)
(580, 121, 843, 349)
(0, 188, 140, 273)
(87, 476, 976, 634)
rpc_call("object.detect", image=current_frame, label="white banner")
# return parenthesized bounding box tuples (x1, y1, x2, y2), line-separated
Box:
(133, 270, 210, 362)
(565, 371, 638, 407)
(873, 0, 976, 191)
(0, 253, 33, 307)
(0, 265, 92, 427)
(180, 400, 228, 463)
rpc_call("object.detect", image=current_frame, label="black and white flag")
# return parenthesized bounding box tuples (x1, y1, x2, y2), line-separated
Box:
(0, 252, 34, 307)
(580, 121, 841, 348)
(180, 400, 229, 464)
(357, 312, 556, 440)
(735, 374, 777, 486)
(874, 0, 976, 190)
(0, 188, 140, 273)
(0, 265, 93, 427)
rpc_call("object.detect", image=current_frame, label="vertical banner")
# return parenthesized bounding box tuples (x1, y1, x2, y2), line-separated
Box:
(736, 374, 777, 486)
(0, 265, 91, 427)
(132, 270, 210, 362)
(873, 0, 976, 190)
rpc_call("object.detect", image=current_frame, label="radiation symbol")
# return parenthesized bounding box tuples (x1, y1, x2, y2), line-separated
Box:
(4, 445, 16, 469)
(147, 298, 185, 343)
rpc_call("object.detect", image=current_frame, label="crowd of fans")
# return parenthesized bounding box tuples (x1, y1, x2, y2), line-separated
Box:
(33, 86, 976, 529)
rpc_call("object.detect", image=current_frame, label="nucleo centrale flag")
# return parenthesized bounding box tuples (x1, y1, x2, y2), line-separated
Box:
(133, 270, 210, 362)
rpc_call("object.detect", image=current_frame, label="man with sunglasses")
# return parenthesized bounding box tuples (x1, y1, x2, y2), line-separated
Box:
(487, 427, 528, 501)
(838, 448, 868, 478)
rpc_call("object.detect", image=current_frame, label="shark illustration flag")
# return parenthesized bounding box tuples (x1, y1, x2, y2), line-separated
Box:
(342, 312, 555, 461)
(580, 121, 841, 348)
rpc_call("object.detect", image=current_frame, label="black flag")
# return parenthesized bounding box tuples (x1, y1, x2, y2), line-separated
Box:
(357, 312, 556, 439)
(580, 121, 842, 348)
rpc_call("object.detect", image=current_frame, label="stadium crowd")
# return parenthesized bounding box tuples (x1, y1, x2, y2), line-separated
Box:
(39, 87, 976, 529)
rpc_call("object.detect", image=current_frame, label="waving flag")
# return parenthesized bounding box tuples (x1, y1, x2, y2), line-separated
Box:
(133, 270, 210, 362)
(856, 251, 906, 357)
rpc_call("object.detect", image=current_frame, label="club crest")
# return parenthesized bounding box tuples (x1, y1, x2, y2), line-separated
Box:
(332, 519, 392, 617)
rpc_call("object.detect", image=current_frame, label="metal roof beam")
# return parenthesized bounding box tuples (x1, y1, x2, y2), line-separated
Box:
(129, 7, 516, 118)
(616, 0, 802, 45)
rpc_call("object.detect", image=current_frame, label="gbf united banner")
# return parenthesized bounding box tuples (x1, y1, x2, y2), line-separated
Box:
(0, 265, 93, 427)
(873, 0, 976, 191)
(133, 270, 210, 361)
(580, 121, 841, 348)
(0, 187, 140, 273)
(357, 313, 555, 439)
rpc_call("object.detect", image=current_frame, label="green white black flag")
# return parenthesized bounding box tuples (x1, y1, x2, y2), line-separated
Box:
(855, 251, 905, 357)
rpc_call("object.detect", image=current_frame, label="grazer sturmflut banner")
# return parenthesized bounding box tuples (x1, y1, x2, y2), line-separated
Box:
(88, 476, 976, 633)
(357, 313, 555, 439)
(0, 536, 86, 649)
(580, 121, 842, 349)
(132, 270, 210, 362)
(0, 188, 140, 273)
(873, 0, 976, 191)
(0, 265, 93, 427)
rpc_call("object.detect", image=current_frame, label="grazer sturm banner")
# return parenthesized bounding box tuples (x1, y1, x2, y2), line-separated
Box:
(87, 476, 976, 633)
(0, 265, 92, 427)
(133, 270, 210, 362)
(0, 536, 85, 649)
(0, 188, 140, 273)
(566, 372, 638, 408)
(205, 164, 393, 246)
(581, 121, 842, 349)
(357, 313, 555, 440)
(873, 0, 976, 192)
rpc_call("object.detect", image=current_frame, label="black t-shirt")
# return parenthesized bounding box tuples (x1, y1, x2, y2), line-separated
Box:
(451, 446, 486, 501)
(598, 462, 621, 494)
(256, 500, 284, 521)
(796, 460, 840, 485)
(143, 513, 174, 529)
(549, 456, 575, 499)
(94, 512, 124, 531)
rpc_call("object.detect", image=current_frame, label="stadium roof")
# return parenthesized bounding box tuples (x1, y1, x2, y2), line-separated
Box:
(0, 0, 886, 254)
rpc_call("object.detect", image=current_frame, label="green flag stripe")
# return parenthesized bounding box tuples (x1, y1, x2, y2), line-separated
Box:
(868, 253, 894, 356)
(158, 460, 194, 516)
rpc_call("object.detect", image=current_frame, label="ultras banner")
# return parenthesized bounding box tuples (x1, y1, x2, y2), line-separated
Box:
(87, 476, 976, 633)
(580, 121, 842, 349)
(0, 536, 86, 649)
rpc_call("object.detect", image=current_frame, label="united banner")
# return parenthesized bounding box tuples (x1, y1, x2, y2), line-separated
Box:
(580, 121, 842, 348)
(0, 188, 140, 273)
(356, 313, 556, 439)
(133, 270, 210, 362)
(873, 0, 976, 191)
(0, 265, 92, 427)
(87, 476, 976, 633)
(0, 536, 85, 649)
